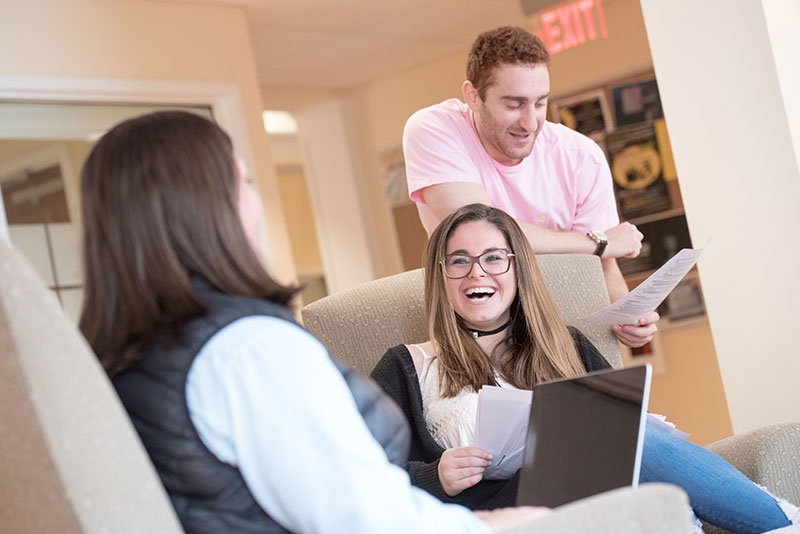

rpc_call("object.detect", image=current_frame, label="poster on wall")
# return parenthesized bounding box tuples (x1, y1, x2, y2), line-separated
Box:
(620, 331, 666, 375)
(605, 123, 672, 222)
(379, 146, 409, 207)
(616, 214, 692, 276)
(658, 277, 706, 322)
(549, 89, 613, 144)
(611, 78, 663, 127)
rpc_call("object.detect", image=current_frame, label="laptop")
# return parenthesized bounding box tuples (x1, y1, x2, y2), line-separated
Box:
(516, 364, 652, 508)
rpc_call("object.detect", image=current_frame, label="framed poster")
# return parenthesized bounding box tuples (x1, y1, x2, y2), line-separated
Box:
(658, 276, 706, 322)
(550, 88, 613, 143)
(611, 78, 663, 127)
(379, 145, 409, 207)
(620, 331, 666, 375)
(606, 123, 672, 221)
(617, 214, 692, 276)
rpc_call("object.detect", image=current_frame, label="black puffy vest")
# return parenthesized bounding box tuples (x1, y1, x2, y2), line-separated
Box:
(113, 283, 410, 533)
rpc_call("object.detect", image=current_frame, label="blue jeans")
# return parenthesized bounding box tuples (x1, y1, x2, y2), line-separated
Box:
(640, 421, 792, 533)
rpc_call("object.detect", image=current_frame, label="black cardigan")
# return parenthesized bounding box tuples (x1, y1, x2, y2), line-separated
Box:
(370, 327, 612, 510)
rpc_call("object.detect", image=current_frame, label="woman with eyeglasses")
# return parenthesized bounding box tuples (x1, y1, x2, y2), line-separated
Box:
(371, 203, 799, 533)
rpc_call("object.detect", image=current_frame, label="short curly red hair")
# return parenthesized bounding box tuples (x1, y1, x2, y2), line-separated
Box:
(466, 26, 550, 100)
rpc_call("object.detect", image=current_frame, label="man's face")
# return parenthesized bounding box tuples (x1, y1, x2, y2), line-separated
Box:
(466, 63, 550, 166)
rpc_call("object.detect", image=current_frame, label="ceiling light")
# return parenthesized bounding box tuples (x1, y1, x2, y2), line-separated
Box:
(262, 110, 297, 135)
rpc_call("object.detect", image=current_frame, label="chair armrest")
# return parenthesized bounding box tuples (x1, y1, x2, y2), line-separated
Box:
(498, 483, 692, 534)
(706, 422, 800, 504)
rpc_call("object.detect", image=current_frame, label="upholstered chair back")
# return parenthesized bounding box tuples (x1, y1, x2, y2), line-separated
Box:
(0, 238, 183, 534)
(301, 254, 622, 374)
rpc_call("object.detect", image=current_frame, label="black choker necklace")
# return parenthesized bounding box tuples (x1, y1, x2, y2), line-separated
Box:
(467, 320, 511, 339)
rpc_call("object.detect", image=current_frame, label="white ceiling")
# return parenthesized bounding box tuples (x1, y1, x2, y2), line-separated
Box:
(161, 0, 531, 89)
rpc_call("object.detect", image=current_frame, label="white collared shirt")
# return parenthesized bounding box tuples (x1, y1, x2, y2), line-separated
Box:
(187, 315, 487, 533)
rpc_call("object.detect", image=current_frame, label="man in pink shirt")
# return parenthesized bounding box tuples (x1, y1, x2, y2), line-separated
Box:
(403, 25, 657, 348)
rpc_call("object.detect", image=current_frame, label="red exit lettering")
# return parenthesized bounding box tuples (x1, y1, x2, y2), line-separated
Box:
(536, 0, 609, 55)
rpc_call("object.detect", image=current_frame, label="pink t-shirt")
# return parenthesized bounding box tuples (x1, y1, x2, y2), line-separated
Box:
(403, 98, 619, 235)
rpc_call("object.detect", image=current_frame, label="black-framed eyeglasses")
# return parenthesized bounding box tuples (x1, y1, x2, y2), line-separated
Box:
(441, 248, 515, 279)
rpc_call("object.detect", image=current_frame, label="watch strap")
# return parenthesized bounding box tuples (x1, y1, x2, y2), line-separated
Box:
(593, 240, 607, 257)
(587, 231, 608, 257)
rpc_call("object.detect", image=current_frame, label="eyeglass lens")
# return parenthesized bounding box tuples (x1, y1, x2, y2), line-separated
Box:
(443, 249, 512, 278)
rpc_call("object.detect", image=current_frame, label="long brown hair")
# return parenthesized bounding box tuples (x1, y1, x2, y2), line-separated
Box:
(79, 110, 298, 377)
(425, 204, 585, 396)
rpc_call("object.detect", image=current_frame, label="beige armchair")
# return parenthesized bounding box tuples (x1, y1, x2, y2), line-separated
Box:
(0, 239, 183, 533)
(302, 254, 800, 534)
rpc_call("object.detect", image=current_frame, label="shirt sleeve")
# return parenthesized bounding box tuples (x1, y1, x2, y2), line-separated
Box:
(186, 316, 487, 534)
(570, 140, 620, 233)
(403, 102, 485, 204)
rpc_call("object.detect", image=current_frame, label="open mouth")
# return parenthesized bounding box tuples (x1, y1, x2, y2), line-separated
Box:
(465, 287, 496, 301)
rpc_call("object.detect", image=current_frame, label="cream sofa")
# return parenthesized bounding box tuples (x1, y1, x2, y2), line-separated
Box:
(302, 257, 800, 534)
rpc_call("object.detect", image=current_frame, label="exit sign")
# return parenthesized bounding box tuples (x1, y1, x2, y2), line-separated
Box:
(533, 0, 609, 55)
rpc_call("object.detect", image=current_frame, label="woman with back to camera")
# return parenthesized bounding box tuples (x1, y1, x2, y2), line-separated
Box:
(371, 203, 800, 534)
(78, 111, 548, 533)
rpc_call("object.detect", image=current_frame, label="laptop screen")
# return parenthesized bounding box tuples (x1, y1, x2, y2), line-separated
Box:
(516, 364, 651, 508)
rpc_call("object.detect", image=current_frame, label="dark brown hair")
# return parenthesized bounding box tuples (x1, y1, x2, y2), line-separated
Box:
(79, 110, 298, 377)
(466, 26, 550, 100)
(425, 204, 585, 396)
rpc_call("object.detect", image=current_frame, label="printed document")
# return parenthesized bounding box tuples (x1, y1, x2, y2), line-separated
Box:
(474, 385, 532, 480)
(582, 246, 704, 325)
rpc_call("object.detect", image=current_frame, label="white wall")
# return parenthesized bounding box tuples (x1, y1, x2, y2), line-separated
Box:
(294, 99, 379, 293)
(0, 0, 296, 284)
(763, 1, 800, 176)
(640, 0, 800, 433)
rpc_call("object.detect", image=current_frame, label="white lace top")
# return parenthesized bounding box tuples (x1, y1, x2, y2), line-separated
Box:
(411, 343, 515, 449)
(411, 344, 687, 456)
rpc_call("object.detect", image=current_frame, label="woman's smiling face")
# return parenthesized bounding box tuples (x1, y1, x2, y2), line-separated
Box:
(444, 219, 517, 332)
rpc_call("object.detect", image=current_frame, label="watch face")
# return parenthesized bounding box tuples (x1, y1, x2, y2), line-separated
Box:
(591, 230, 608, 243)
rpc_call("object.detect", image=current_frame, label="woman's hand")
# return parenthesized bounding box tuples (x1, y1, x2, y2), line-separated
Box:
(612, 311, 659, 348)
(438, 446, 492, 496)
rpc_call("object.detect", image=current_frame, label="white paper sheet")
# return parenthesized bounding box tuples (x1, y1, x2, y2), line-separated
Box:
(647, 413, 690, 439)
(473, 385, 533, 480)
(582, 246, 704, 325)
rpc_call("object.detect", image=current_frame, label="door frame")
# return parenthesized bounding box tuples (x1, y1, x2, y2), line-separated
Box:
(0, 74, 255, 240)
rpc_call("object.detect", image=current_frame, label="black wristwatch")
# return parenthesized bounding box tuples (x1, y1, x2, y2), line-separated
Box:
(587, 230, 608, 257)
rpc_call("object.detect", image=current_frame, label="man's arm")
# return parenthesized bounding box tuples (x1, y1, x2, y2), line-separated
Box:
(601, 256, 629, 302)
(420, 182, 642, 258)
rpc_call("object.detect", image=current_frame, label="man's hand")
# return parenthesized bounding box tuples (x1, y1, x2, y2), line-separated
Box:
(438, 446, 491, 496)
(612, 311, 659, 348)
(604, 222, 643, 258)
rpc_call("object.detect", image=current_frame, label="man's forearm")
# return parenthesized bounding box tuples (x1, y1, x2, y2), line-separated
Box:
(519, 218, 643, 260)
(519, 219, 597, 254)
(601, 257, 629, 302)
